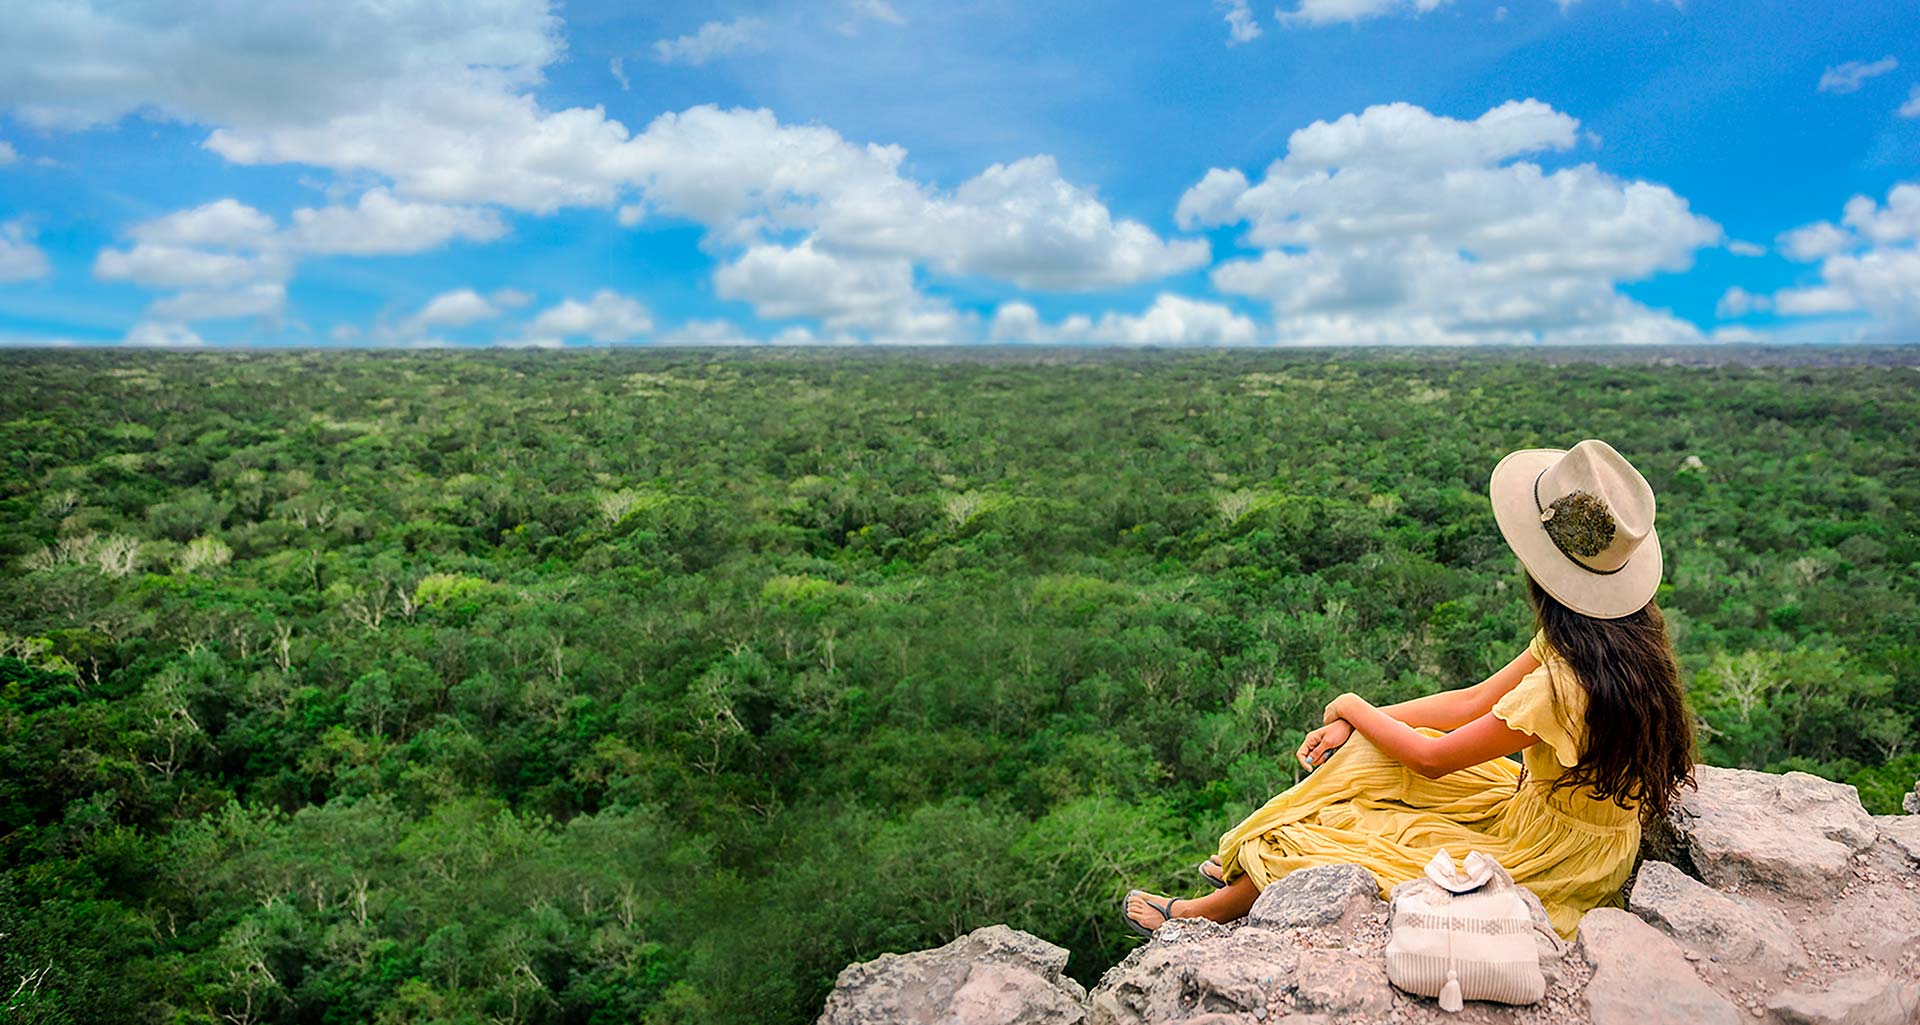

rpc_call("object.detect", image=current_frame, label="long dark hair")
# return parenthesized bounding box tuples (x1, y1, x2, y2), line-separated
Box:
(1525, 572, 1697, 822)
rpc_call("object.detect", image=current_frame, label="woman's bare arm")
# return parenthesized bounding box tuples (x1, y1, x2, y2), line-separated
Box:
(1333, 696, 1540, 778)
(1374, 648, 1542, 730)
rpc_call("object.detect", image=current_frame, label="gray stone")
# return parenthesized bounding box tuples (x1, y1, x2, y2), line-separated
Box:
(1872, 815, 1920, 864)
(818, 924, 1088, 1025)
(1627, 860, 1798, 971)
(1087, 922, 1294, 1025)
(1244, 863, 1383, 931)
(1293, 948, 1393, 1017)
(1669, 765, 1877, 899)
(1767, 968, 1920, 1025)
(1904, 778, 1918, 816)
(1578, 907, 1744, 1025)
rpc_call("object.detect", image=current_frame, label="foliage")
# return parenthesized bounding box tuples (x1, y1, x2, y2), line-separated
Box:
(0, 347, 1915, 1023)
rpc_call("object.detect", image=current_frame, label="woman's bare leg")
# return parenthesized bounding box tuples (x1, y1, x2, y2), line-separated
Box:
(1124, 874, 1259, 930)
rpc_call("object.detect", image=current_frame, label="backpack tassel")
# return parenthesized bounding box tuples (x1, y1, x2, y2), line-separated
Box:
(1439, 969, 1463, 1013)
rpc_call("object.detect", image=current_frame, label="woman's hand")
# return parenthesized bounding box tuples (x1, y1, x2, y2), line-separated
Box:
(1323, 691, 1371, 724)
(1298, 719, 1354, 771)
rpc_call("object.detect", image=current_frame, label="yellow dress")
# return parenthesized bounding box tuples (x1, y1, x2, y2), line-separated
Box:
(1214, 630, 1640, 940)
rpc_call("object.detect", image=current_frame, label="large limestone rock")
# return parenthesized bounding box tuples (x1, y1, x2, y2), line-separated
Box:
(1903, 777, 1919, 815)
(1873, 815, 1920, 864)
(817, 925, 1088, 1025)
(1577, 908, 1744, 1025)
(1293, 948, 1393, 1017)
(1767, 968, 1920, 1025)
(1087, 919, 1295, 1025)
(1243, 863, 1381, 931)
(1669, 765, 1878, 898)
(1626, 859, 1797, 971)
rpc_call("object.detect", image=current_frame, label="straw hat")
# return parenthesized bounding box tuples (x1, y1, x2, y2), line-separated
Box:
(1489, 439, 1662, 619)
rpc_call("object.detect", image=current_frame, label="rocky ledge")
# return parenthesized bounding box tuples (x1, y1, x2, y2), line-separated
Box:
(817, 766, 1920, 1025)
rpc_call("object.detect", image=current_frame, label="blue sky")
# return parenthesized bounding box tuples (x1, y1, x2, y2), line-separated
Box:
(1, 0, 1916, 347)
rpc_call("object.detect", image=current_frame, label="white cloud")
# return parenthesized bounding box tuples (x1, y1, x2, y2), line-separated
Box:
(1177, 100, 1720, 344)
(1817, 56, 1898, 95)
(714, 240, 962, 342)
(1280, 0, 1450, 27)
(286, 188, 504, 255)
(657, 319, 762, 346)
(992, 294, 1260, 346)
(653, 18, 765, 65)
(124, 321, 206, 347)
(151, 282, 287, 321)
(490, 287, 533, 309)
(0, 0, 559, 130)
(95, 243, 284, 291)
(1715, 286, 1767, 318)
(1725, 240, 1765, 257)
(95, 191, 500, 326)
(524, 289, 654, 343)
(1900, 85, 1920, 120)
(411, 288, 499, 329)
(0, 141, 16, 165)
(1217, 0, 1263, 42)
(837, 0, 907, 35)
(609, 57, 630, 91)
(131, 198, 276, 248)
(1745, 181, 1920, 334)
(1778, 220, 1851, 261)
(0, 219, 51, 282)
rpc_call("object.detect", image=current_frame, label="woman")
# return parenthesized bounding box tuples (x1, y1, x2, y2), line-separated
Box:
(1123, 438, 1697, 941)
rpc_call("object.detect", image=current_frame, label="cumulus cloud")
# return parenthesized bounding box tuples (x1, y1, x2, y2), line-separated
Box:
(94, 191, 501, 324)
(714, 240, 961, 343)
(1752, 181, 1920, 333)
(990, 295, 1260, 346)
(124, 321, 207, 347)
(3, 1, 1211, 343)
(1900, 86, 1920, 119)
(0, 141, 17, 165)
(0, 219, 52, 282)
(1817, 56, 1898, 95)
(1217, 0, 1262, 42)
(0, 0, 559, 130)
(522, 289, 654, 344)
(285, 188, 505, 255)
(410, 288, 500, 330)
(653, 17, 766, 65)
(1177, 100, 1721, 345)
(1280, 0, 1450, 27)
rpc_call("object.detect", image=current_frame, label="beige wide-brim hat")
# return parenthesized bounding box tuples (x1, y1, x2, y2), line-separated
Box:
(1490, 438, 1662, 619)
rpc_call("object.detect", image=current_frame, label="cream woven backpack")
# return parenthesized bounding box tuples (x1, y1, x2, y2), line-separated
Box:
(1383, 850, 1565, 1012)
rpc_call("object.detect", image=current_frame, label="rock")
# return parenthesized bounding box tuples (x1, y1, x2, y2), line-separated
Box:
(1669, 766, 1878, 899)
(1627, 860, 1797, 971)
(1767, 968, 1920, 1025)
(1873, 815, 1920, 864)
(1294, 949, 1393, 1017)
(1903, 778, 1918, 815)
(1244, 863, 1383, 931)
(818, 924, 1088, 1025)
(1087, 921, 1295, 1025)
(1578, 907, 1744, 1025)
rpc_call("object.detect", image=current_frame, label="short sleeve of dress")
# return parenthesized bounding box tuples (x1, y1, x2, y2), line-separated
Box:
(1492, 635, 1584, 768)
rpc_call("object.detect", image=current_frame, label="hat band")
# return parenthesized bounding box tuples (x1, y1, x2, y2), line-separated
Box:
(1534, 467, 1628, 576)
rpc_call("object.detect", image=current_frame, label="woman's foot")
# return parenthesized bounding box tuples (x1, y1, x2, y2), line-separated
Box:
(1197, 856, 1226, 888)
(1123, 890, 1185, 934)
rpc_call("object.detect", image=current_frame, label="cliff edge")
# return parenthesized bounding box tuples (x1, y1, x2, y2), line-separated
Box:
(816, 766, 1920, 1025)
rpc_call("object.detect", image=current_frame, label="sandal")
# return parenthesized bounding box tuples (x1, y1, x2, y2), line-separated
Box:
(1121, 889, 1181, 937)
(1196, 856, 1227, 889)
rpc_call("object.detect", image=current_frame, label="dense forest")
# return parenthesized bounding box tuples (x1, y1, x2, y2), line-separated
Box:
(1, 347, 1914, 1025)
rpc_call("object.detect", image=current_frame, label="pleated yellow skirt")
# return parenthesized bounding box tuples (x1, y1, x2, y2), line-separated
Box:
(1215, 726, 1642, 940)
